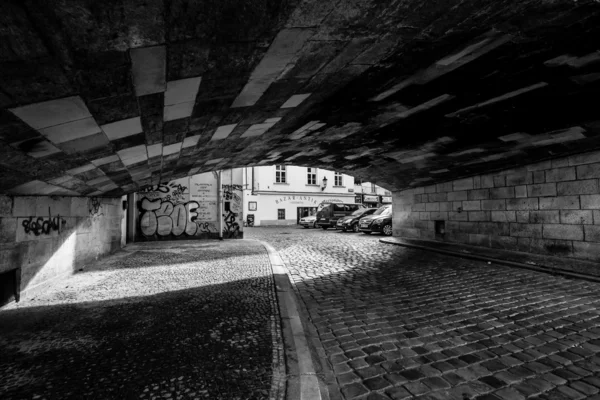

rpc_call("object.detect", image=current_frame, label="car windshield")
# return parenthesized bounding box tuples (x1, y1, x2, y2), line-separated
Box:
(373, 206, 391, 216)
(350, 209, 366, 216)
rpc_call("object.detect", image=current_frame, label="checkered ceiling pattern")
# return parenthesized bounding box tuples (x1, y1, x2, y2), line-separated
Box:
(0, 0, 599, 196)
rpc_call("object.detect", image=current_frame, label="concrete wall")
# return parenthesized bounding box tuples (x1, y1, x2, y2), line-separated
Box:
(0, 195, 123, 299)
(393, 150, 600, 263)
(135, 169, 244, 240)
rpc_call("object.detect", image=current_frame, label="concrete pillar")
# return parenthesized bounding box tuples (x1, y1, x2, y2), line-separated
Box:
(126, 193, 136, 243)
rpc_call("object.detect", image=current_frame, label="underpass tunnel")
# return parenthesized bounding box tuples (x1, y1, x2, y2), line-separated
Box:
(1, 0, 600, 301)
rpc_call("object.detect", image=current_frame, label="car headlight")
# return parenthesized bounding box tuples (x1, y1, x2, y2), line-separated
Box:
(372, 219, 382, 225)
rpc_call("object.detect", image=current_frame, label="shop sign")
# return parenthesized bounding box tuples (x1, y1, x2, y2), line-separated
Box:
(381, 196, 392, 203)
(275, 196, 319, 205)
(363, 195, 379, 203)
(354, 194, 362, 204)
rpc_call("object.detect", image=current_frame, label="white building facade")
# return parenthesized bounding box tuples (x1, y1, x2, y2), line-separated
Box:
(354, 180, 393, 208)
(242, 166, 356, 226)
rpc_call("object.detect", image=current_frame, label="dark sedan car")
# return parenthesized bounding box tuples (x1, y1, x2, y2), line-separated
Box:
(358, 205, 393, 235)
(335, 208, 377, 232)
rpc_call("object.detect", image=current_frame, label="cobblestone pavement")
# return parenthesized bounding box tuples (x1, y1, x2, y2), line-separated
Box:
(247, 227, 600, 400)
(0, 241, 283, 400)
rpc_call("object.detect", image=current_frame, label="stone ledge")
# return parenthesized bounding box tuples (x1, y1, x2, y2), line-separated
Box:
(381, 236, 600, 281)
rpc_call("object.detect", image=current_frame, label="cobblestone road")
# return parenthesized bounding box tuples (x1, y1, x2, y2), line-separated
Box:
(0, 241, 282, 400)
(248, 227, 600, 400)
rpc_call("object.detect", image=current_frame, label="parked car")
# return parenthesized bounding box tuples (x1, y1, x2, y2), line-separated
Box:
(299, 215, 317, 228)
(358, 205, 393, 235)
(335, 208, 378, 232)
(316, 203, 365, 230)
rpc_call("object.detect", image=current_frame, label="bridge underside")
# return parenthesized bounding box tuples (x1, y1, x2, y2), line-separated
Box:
(0, 0, 599, 195)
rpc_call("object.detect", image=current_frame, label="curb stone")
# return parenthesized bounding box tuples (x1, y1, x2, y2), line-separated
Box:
(256, 239, 329, 400)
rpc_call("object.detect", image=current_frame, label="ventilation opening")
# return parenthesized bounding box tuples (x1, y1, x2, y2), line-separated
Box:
(435, 220, 445, 236)
(0, 269, 20, 307)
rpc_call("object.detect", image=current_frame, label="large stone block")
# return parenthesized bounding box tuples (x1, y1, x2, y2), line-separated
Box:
(453, 178, 473, 191)
(430, 212, 448, 221)
(493, 176, 506, 187)
(506, 198, 539, 211)
(490, 187, 515, 199)
(595, 210, 600, 224)
(576, 162, 600, 179)
(462, 201, 481, 211)
(515, 185, 527, 198)
(71, 197, 90, 217)
(436, 182, 453, 193)
(468, 189, 490, 200)
(529, 238, 573, 257)
(573, 241, 600, 262)
(428, 192, 447, 202)
(527, 160, 551, 171)
(469, 233, 491, 247)
(506, 170, 532, 186)
(479, 222, 510, 236)
(490, 235, 518, 249)
(584, 225, 600, 242)
(568, 150, 600, 166)
(542, 224, 583, 241)
(419, 212, 430, 220)
(516, 211, 529, 223)
(532, 171, 545, 184)
(527, 183, 557, 197)
(12, 197, 37, 217)
(491, 211, 516, 222)
(482, 200, 506, 210)
(510, 223, 542, 238)
(551, 158, 569, 168)
(424, 185, 436, 193)
(560, 210, 593, 225)
(439, 202, 452, 212)
(557, 179, 599, 195)
(448, 211, 468, 221)
(412, 203, 426, 212)
(459, 222, 479, 233)
(0, 218, 17, 243)
(468, 211, 491, 222)
(425, 202, 440, 212)
(539, 196, 580, 210)
(481, 175, 494, 189)
(529, 211, 560, 224)
(545, 167, 576, 183)
(0, 196, 12, 216)
(35, 196, 71, 217)
(580, 195, 600, 209)
(444, 232, 469, 243)
(398, 228, 420, 238)
(448, 191, 468, 201)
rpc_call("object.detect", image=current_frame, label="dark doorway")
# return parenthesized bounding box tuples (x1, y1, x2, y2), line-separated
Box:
(0, 269, 20, 307)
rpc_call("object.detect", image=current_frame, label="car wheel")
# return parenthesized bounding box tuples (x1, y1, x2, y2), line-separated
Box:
(352, 224, 359, 233)
(383, 224, 392, 236)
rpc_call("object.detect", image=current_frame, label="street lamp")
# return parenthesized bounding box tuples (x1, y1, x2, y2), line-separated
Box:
(321, 176, 328, 191)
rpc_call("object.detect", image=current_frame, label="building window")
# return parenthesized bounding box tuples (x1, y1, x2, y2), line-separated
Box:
(384, 190, 391, 196)
(334, 172, 343, 186)
(371, 183, 376, 193)
(278, 209, 285, 220)
(275, 165, 286, 183)
(307, 168, 316, 185)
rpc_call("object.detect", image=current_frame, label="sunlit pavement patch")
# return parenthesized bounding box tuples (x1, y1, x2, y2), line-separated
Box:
(0, 241, 281, 400)
(247, 226, 600, 400)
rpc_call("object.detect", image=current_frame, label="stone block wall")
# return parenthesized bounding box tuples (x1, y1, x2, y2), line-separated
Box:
(393, 150, 600, 263)
(0, 196, 123, 299)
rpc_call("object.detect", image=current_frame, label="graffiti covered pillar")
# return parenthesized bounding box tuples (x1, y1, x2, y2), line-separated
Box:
(220, 169, 244, 239)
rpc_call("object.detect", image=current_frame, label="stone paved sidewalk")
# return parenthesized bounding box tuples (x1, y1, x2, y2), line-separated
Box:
(0, 240, 283, 400)
(248, 226, 600, 400)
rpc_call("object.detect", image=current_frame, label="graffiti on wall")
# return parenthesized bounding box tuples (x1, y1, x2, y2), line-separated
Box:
(138, 175, 243, 239)
(22, 208, 67, 236)
(222, 184, 243, 238)
(88, 197, 103, 218)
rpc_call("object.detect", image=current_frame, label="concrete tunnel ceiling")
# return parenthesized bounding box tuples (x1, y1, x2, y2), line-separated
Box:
(0, 0, 599, 196)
